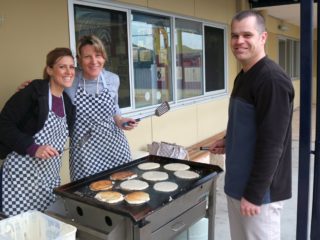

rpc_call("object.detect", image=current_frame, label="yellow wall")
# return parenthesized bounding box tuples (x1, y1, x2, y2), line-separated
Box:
(0, 0, 70, 109)
(293, 80, 301, 109)
(1, 0, 304, 183)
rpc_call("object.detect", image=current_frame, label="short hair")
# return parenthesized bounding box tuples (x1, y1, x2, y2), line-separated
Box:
(43, 48, 74, 79)
(76, 35, 108, 62)
(232, 10, 266, 33)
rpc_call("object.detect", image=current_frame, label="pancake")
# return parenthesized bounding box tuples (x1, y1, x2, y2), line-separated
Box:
(174, 170, 200, 179)
(89, 180, 113, 191)
(110, 170, 137, 181)
(142, 171, 169, 181)
(137, 162, 160, 170)
(125, 191, 150, 205)
(163, 163, 190, 171)
(95, 191, 124, 204)
(120, 179, 149, 191)
(153, 181, 178, 192)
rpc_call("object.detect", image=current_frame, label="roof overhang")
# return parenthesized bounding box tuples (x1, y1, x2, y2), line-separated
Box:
(249, 0, 316, 8)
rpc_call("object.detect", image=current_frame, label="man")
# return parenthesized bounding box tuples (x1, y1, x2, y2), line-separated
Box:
(210, 10, 294, 240)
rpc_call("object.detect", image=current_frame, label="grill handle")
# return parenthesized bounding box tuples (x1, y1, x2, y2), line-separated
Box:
(171, 221, 186, 232)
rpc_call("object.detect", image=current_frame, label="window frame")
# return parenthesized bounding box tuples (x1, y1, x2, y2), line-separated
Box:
(203, 23, 228, 96)
(174, 17, 204, 101)
(68, 0, 228, 117)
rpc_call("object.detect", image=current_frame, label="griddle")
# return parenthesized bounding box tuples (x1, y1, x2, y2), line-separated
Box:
(54, 155, 222, 224)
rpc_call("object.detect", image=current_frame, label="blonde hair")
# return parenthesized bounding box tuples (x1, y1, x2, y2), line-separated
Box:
(43, 48, 74, 79)
(77, 35, 108, 62)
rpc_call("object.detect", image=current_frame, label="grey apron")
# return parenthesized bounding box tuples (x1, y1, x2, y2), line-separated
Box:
(69, 81, 131, 181)
(1, 91, 68, 216)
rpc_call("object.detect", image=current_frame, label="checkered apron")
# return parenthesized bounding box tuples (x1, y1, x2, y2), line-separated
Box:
(1, 93, 68, 217)
(69, 85, 131, 181)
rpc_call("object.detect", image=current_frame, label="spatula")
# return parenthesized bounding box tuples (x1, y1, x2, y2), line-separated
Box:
(123, 101, 170, 127)
(59, 129, 92, 153)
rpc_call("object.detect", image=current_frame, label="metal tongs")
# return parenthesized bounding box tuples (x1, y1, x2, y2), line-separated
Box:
(123, 101, 170, 127)
(59, 129, 92, 154)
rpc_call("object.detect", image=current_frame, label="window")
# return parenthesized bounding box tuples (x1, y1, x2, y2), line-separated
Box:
(279, 39, 286, 70)
(175, 19, 203, 100)
(293, 40, 300, 78)
(278, 37, 300, 79)
(74, 5, 130, 108)
(204, 26, 225, 92)
(132, 11, 172, 108)
(71, 2, 227, 114)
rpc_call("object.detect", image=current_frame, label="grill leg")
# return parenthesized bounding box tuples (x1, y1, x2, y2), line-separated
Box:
(133, 221, 152, 240)
(207, 180, 217, 240)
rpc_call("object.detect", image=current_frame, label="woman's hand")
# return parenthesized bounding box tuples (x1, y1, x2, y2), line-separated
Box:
(114, 115, 139, 130)
(35, 145, 60, 159)
(16, 80, 32, 92)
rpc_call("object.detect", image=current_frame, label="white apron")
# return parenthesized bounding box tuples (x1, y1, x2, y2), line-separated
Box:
(69, 81, 131, 181)
(1, 91, 68, 216)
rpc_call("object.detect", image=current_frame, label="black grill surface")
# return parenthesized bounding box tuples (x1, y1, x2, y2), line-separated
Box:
(54, 155, 223, 222)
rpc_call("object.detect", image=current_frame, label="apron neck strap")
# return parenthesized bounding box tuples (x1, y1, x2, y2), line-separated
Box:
(81, 71, 107, 96)
(83, 75, 100, 96)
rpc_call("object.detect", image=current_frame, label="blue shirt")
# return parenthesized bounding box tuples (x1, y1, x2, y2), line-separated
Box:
(64, 69, 121, 115)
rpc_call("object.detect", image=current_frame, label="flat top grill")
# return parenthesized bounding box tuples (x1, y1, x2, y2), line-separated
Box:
(54, 155, 222, 223)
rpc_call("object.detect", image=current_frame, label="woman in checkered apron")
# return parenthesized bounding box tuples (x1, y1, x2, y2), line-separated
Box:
(0, 48, 76, 216)
(64, 35, 138, 181)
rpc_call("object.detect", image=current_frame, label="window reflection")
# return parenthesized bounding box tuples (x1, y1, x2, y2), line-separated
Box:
(175, 19, 203, 100)
(278, 38, 300, 79)
(74, 5, 130, 108)
(73, 4, 227, 111)
(132, 12, 172, 108)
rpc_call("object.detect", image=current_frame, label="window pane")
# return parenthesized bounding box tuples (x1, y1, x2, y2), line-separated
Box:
(175, 19, 203, 100)
(74, 5, 130, 108)
(204, 26, 225, 92)
(286, 39, 293, 77)
(293, 41, 300, 78)
(132, 12, 172, 108)
(278, 39, 286, 72)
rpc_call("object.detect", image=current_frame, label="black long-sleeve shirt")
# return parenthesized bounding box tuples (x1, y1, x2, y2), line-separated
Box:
(224, 56, 294, 205)
(0, 79, 75, 159)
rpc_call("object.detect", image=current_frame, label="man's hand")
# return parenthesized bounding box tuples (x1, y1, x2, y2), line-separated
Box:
(240, 197, 261, 216)
(208, 138, 226, 154)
